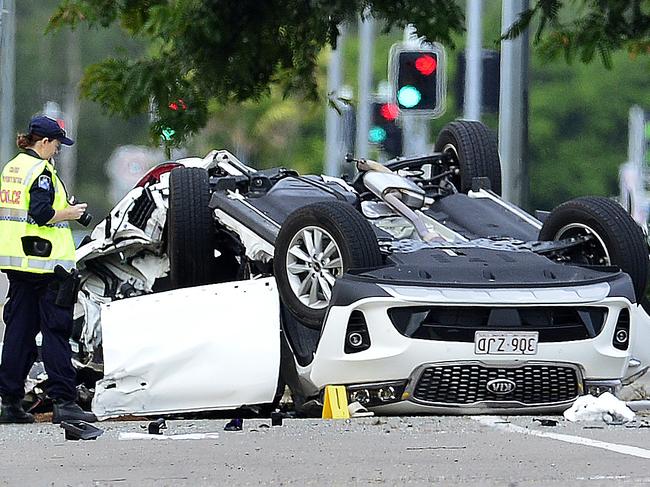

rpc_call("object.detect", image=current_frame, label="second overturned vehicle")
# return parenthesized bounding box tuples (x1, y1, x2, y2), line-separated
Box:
(72, 120, 650, 417)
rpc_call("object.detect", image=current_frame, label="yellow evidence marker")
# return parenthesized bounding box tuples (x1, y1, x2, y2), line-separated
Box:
(321, 385, 350, 419)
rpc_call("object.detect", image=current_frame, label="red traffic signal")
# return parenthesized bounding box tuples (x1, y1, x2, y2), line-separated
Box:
(415, 55, 437, 76)
(370, 102, 402, 158)
(379, 103, 399, 122)
(168, 99, 188, 111)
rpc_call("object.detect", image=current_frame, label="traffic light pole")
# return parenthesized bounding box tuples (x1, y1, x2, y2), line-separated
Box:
(324, 26, 346, 176)
(355, 9, 375, 160)
(498, 0, 530, 207)
(0, 0, 15, 165)
(464, 0, 483, 121)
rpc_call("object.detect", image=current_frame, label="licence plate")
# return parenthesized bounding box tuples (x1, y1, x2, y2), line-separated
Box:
(474, 331, 539, 355)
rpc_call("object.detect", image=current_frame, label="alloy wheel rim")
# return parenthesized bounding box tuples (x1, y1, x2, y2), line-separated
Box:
(286, 226, 344, 309)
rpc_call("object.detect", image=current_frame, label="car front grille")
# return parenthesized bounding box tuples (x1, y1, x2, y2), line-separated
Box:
(388, 306, 608, 342)
(411, 362, 580, 406)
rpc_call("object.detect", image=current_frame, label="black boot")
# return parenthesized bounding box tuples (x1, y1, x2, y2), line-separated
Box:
(0, 398, 35, 424)
(52, 399, 97, 424)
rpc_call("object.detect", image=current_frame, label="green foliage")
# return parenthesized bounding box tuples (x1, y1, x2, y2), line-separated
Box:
(39, 0, 650, 216)
(50, 0, 466, 145)
(506, 0, 650, 68)
(528, 50, 650, 211)
(15, 0, 150, 215)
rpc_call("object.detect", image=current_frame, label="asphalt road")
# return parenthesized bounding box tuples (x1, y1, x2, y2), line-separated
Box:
(0, 414, 649, 486)
(2, 276, 650, 485)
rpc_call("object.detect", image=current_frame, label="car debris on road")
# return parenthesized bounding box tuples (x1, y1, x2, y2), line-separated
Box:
(564, 392, 635, 424)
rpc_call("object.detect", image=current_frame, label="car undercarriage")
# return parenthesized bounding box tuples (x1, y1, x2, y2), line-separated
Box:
(57, 120, 650, 418)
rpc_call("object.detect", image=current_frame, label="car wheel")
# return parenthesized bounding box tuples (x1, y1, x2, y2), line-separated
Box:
(539, 196, 649, 299)
(434, 120, 502, 195)
(273, 201, 383, 329)
(168, 167, 216, 288)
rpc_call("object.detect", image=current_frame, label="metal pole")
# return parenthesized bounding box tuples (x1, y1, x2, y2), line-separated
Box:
(324, 26, 346, 176)
(60, 28, 82, 191)
(464, 0, 483, 121)
(498, 0, 529, 206)
(628, 105, 645, 168)
(355, 9, 374, 159)
(0, 0, 15, 164)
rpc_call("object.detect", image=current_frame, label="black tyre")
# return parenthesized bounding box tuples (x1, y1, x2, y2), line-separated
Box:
(273, 201, 383, 329)
(539, 196, 649, 299)
(168, 167, 216, 288)
(434, 120, 502, 195)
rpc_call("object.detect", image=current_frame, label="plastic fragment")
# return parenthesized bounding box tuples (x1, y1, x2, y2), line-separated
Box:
(563, 392, 635, 424)
(271, 412, 283, 426)
(61, 420, 104, 441)
(224, 418, 243, 431)
(533, 418, 559, 427)
(148, 418, 167, 435)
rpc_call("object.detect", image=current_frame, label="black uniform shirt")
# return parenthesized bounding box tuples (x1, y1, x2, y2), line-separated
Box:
(24, 149, 56, 225)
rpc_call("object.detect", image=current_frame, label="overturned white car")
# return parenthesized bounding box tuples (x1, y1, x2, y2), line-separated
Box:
(72, 121, 650, 418)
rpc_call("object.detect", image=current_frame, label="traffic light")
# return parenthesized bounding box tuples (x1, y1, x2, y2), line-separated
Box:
(160, 99, 189, 141)
(389, 43, 446, 117)
(369, 101, 402, 158)
(455, 50, 500, 114)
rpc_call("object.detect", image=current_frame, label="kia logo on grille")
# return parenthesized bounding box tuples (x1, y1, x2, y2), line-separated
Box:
(486, 378, 517, 395)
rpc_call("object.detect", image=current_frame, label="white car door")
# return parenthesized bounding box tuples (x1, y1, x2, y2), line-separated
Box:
(92, 278, 281, 419)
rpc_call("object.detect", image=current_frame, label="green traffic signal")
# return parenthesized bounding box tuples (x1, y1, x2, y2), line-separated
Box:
(397, 85, 422, 109)
(161, 127, 176, 141)
(368, 125, 387, 143)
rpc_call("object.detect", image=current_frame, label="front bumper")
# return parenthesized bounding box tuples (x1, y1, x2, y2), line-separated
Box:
(301, 282, 634, 414)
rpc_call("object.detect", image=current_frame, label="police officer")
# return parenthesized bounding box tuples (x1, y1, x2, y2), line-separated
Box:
(0, 116, 96, 424)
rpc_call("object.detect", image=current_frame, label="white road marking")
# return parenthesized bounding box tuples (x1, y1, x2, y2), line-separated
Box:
(474, 416, 650, 460)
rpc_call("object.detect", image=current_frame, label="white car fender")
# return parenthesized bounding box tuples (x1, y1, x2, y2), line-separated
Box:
(626, 303, 650, 382)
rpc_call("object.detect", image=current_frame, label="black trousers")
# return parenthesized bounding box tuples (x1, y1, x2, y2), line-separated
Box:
(0, 276, 76, 402)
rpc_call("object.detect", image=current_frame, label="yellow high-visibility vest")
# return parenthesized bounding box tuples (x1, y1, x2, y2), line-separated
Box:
(0, 153, 76, 273)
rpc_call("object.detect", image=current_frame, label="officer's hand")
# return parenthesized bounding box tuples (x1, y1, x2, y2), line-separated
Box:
(66, 204, 88, 221)
(48, 204, 88, 225)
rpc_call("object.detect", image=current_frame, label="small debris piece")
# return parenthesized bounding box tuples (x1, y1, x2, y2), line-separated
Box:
(564, 392, 635, 423)
(348, 401, 374, 418)
(61, 421, 104, 441)
(148, 418, 167, 435)
(259, 424, 270, 429)
(224, 418, 243, 431)
(271, 412, 283, 426)
(626, 400, 650, 412)
(533, 418, 559, 427)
